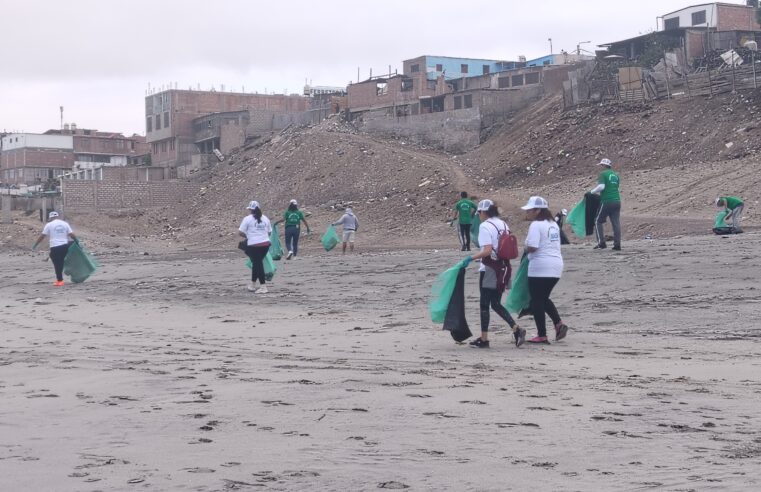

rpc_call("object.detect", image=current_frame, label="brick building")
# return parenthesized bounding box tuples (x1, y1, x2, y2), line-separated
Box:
(660, 2, 761, 31)
(145, 89, 309, 175)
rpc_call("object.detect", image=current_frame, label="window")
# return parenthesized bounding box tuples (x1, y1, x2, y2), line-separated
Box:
(156, 114, 161, 130)
(376, 82, 388, 96)
(483, 65, 490, 75)
(664, 17, 679, 30)
(543, 60, 551, 66)
(454, 96, 462, 110)
(401, 78, 413, 91)
(498, 77, 510, 88)
(146, 117, 152, 132)
(164, 111, 169, 128)
(436, 63, 443, 72)
(525, 72, 540, 84)
(464, 94, 473, 108)
(461, 64, 468, 74)
(512, 74, 525, 86)
(161, 141, 167, 153)
(170, 139, 175, 151)
(411, 64, 420, 73)
(692, 10, 706, 26)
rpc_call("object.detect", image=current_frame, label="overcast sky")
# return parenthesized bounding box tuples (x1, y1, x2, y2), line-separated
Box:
(0, 0, 736, 135)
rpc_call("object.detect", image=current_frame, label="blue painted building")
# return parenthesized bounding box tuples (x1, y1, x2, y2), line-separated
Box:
(525, 53, 594, 67)
(403, 55, 521, 80)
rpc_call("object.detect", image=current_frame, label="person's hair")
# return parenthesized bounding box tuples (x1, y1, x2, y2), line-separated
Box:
(251, 207, 262, 223)
(534, 208, 554, 221)
(288, 203, 298, 212)
(460, 191, 468, 198)
(486, 204, 499, 218)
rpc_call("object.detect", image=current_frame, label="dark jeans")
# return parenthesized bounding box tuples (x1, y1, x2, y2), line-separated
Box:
(528, 277, 561, 338)
(49, 243, 70, 281)
(459, 223, 472, 250)
(595, 201, 621, 248)
(245, 244, 270, 284)
(479, 271, 516, 332)
(285, 225, 300, 255)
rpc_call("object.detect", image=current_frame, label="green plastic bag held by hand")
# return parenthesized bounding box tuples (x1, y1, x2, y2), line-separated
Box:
(321, 225, 340, 251)
(504, 256, 530, 315)
(63, 241, 99, 284)
(429, 262, 464, 323)
(566, 199, 587, 238)
(245, 253, 277, 281)
(714, 210, 730, 228)
(470, 214, 480, 248)
(269, 224, 283, 260)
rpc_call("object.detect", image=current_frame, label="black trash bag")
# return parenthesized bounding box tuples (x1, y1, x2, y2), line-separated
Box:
(442, 267, 472, 342)
(584, 192, 601, 236)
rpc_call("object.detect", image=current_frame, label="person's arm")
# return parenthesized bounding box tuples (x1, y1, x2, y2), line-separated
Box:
(525, 223, 540, 253)
(272, 219, 283, 226)
(301, 217, 310, 233)
(590, 183, 605, 194)
(469, 244, 493, 262)
(68, 232, 78, 244)
(32, 234, 46, 250)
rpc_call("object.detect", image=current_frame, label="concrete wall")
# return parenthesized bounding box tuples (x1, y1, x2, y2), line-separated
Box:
(62, 179, 198, 211)
(662, 4, 717, 29)
(1, 134, 72, 151)
(358, 108, 481, 154)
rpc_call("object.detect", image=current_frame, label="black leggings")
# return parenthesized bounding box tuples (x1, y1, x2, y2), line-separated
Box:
(245, 244, 270, 284)
(528, 277, 561, 337)
(459, 223, 471, 249)
(479, 271, 516, 332)
(49, 243, 70, 281)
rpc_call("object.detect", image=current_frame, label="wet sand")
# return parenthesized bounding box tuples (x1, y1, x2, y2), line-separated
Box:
(1, 233, 761, 491)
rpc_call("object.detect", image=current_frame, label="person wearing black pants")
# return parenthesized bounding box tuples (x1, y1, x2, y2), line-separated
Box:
(273, 200, 310, 259)
(459, 223, 472, 251)
(479, 270, 519, 338)
(520, 196, 569, 344)
(32, 211, 77, 287)
(238, 200, 272, 294)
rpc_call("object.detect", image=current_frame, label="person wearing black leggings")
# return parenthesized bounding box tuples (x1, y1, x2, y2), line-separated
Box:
(520, 196, 569, 344)
(238, 200, 272, 294)
(32, 211, 77, 287)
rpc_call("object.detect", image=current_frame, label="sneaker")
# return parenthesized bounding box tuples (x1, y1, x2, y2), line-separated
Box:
(527, 336, 550, 344)
(255, 286, 269, 294)
(460, 245, 467, 252)
(612, 246, 621, 251)
(555, 324, 569, 341)
(54, 280, 65, 287)
(247, 281, 256, 292)
(286, 251, 294, 260)
(513, 327, 527, 347)
(469, 338, 490, 348)
(593, 244, 607, 250)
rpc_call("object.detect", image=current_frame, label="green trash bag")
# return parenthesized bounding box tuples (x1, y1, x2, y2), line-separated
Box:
(566, 199, 587, 238)
(269, 224, 283, 261)
(504, 256, 530, 315)
(63, 241, 99, 284)
(714, 210, 730, 228)
(470, 214, 480, 248)
(429, 261, 464, 323)
(245, 252, 277, 281)
(321, 225, 340, 252)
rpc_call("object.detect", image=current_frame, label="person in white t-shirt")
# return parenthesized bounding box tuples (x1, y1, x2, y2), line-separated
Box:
(520, 196, 569, 344)
(32, 211, 77, 287)
(238, 201, 272, 294)
(464, 199, 526, 349)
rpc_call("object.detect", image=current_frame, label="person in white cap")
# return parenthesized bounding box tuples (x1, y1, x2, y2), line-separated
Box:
(273, 199, 311, 259)
(589, 158, 621, 250)
(332, 208, 359, 254)
(554, 208, 570, 245)
(32, 211, 78, 287)
(521, 196, 569, 344)
(463, 199, 525, 348)
(238, 201, 272, 293)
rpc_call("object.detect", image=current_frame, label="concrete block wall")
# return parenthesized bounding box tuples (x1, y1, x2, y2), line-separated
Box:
(718, 5, 761, 32)
(62, 180, 198, 211)
(358, 108, 481, 154)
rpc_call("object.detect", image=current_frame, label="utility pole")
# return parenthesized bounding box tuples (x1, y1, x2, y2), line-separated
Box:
(577, 41, 591, 55)
(60, 106, 64, 130)
(549, 38, 553, 54)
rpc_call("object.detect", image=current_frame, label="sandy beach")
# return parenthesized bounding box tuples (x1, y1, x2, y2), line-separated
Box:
(2, 233, 761, 491)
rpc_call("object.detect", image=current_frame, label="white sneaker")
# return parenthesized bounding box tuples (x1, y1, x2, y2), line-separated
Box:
(247, 281, 256, 292)
(286, 251, 294, 260)
(255, 286, 269, 294)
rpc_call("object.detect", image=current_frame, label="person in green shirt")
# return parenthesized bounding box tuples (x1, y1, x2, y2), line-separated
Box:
(590, 158, 622, 251)
(451, 191, 478, 251)
(273, 199, 310, 259)
(716, 196, 744, 233)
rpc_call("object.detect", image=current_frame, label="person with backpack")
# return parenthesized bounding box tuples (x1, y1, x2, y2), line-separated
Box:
(590, 158, 622, 251)
(32, 211, 78, 287)
(273, 199, 311, 259)
(521, 196, 569, 344)
(238, 201, 272, 293)
(715, 196, 745, 233)
(463, 199, 525, 348)
(451, 191, 478, 251)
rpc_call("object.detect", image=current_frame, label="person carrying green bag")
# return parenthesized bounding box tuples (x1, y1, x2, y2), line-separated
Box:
(238, 200, 272, 293)
(32, 211, 78, 287)
(332, 208, 359, 254)
(272, 199, 310, 259)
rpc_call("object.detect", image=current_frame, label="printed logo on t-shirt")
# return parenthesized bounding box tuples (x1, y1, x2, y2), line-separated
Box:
(549, 229, 560, 242)
(608, 175, 619, 185)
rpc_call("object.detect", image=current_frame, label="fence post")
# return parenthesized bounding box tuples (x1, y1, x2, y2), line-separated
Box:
(663, 51, 672, 99)
(730, 43, 737, 93)
(1, 195, 11, 224)
(682, 38, 691, 99)
(707, 63, 714, 97)
(753, 51, 758, 90)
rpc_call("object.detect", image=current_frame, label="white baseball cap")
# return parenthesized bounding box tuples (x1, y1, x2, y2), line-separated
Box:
(521, 196, 549, 210)
(289, 199, 298, 206)
(598, 158, 612, 166)
(561, 208, 568, 216)
(477, 199, 494, 211)
(246, 200, 260, 210)
(48, 211, 59, 219)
